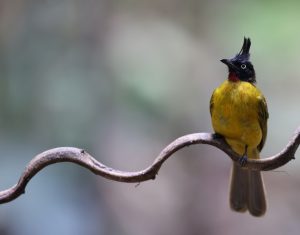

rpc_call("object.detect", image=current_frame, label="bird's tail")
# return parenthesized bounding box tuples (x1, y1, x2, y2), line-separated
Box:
(229, 162, 266, 216)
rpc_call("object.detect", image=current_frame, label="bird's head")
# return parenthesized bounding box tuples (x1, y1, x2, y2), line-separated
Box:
(221, 37, 256, 83)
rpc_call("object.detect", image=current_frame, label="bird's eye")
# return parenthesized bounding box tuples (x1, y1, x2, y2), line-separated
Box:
(241, 64, 247, 69)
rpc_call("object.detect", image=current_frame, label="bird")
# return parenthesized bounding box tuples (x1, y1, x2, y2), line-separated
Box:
(210, 37, 268, 217)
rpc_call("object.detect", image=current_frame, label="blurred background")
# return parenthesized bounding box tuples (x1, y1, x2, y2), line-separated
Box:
(0, 0, 300, 234)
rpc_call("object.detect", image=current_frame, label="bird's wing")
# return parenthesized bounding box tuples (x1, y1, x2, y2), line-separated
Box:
(257, 95, 269, 151)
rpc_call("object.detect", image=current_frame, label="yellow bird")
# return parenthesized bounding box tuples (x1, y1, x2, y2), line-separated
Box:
(210, 38, 269, 216)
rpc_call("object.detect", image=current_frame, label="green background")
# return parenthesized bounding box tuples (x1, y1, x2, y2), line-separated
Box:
(0, 1, 300, 234)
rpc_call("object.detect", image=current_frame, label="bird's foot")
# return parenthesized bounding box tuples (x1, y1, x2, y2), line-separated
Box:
(238, 155, 248, 167)
(213, 133, 223, 139)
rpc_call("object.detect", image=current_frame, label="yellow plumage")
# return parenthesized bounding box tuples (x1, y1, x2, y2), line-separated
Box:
(210, 80, 267, 158)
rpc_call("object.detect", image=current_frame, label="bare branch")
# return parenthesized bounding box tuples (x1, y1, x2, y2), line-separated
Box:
(0, 126, 299, 204)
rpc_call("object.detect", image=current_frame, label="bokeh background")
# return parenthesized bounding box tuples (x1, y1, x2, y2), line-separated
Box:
(0, 0, 300, 234)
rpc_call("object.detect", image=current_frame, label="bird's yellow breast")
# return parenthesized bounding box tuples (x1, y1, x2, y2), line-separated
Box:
(211, 80, 264, 153)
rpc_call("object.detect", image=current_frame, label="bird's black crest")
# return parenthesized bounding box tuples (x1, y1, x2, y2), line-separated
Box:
(233, 37, 251, 62)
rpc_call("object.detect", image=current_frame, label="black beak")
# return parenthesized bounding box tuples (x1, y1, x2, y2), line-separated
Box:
(220, 59, 236, 70)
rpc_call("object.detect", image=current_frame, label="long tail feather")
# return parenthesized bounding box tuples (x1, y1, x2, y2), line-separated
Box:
(248, 170, 266, 216)
(229, 162, 267, 216)
(229, 163, 248, 212)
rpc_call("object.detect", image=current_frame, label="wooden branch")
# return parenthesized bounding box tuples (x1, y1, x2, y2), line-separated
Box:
(0, 126, 299, 204)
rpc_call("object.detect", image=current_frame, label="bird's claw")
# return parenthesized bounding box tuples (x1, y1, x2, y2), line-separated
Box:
(213, 133, 223, 139)
(238, 155, 248, 167)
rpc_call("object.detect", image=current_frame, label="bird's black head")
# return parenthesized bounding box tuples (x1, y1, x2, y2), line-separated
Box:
(221, 37, 256, 83)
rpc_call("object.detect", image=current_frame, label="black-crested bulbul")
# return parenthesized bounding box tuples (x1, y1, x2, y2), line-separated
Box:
(210, 38, 268, 216)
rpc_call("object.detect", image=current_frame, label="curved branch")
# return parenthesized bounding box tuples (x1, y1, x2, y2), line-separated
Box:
(0, 126, 299, 204)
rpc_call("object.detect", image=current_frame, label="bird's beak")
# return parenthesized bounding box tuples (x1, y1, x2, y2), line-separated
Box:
(220, 59, 236, 70)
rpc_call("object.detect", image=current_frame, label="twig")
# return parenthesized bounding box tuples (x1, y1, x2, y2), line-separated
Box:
(0, 126, 299, 204)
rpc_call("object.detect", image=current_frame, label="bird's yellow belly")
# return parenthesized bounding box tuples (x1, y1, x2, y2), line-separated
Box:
(212, 105, 262, 148)
(211, 81, 263, 156)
